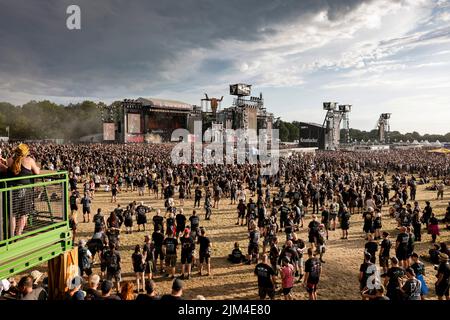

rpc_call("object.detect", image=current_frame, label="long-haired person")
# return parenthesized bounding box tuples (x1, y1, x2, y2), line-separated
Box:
(132, 245, 145, 292)
(6, 144, 40, 237)
(119, 281, 135, 300)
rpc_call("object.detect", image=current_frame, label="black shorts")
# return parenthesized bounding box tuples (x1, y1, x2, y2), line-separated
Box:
(199, 252, 210, 264)
(133, 265, 145, 273)
(10, 188, 33, 218)
(137, 215, 147, 225)
(176, 225, 185, 235)
(181, 252, 193, 264)
(435, 283, 450, 297)
(258, 286, 275, 299)
(165, 254, 177, 268)
(83, 207, 91, 214)
(396, 249, 408, 261)
(238, 212, 245, 219)
(248, 244, 259, 256)
(154, 247, 164, 260)
(379, 256, 389, 268)
(308, 234, 316, 243)
(70, 204, 78, 211)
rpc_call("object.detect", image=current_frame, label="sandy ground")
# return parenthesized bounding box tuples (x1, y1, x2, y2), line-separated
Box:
(59, 179, 448, 301)
(16, 175, 449, 300)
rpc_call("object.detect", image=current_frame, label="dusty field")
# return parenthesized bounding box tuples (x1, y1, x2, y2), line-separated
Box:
(63, 179, 448, 300)
(20, 176, 449, 300)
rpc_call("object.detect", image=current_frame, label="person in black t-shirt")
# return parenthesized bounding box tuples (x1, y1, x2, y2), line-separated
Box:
(247, 222, 260, 264)
(163, 230, 178, 279)
(339, 206, 351, 240)
(410, 253, 428, 299)
(142, 235, 154, 280)
(365, 234, 378, 264)
(384, 257, 405, 301)
(180, 228, 195, 279)
(307, 215, 320, 250)
(198, 227, 212, 276)
(379, 231, 391, 274)
(304, 248, 321, 300)
(136, 201, 149, 232)
(152, 209, 164, 232)
(194, 186, 202, 208)
(237, 199, 246, 226)
(189, 210, 200, 240)
(131, 245, 145, 293)
(102, 243, 122, 292)
(254, 254, 276, 300)
(152, 226, 165, 273)
(69, 191, 79, 216)
(359, 253, 375, 299)
(395, 227, 409, 268)
(400, 268, 421, 300)
(228, 242, 245, 264)
(435, 253, 450, 300)
(175, 209, 187, 238)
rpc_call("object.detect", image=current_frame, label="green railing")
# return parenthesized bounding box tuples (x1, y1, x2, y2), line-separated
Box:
(0, 172, 73, 279)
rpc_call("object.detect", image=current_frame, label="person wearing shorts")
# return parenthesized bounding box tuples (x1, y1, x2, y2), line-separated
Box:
(254, 254, 276, 300)
(81, 193, 91, 223)
(143, 235, 154, 280)
(180, 228, 195, 279)
(198, 227, 212, 276)
(435, 253, 450, 300)
(163, 230, 178, 279)
(152, 226, 165, 273)
(304, 248, 321, 300)
(379, 231, 391, 274)
(280, 257, 294, 300)
(395, 227, 409, 268)
(237, 199, 246, 226)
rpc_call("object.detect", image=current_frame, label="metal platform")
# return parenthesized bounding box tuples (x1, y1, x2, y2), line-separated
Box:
(0, 172, 73, 279)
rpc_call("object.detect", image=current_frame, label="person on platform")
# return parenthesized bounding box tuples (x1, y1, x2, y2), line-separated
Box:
(6, 143, 40, 237)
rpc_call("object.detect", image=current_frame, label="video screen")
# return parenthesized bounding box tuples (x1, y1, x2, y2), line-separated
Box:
(127, 113, 141, 134)
(103, 123, 115, 141)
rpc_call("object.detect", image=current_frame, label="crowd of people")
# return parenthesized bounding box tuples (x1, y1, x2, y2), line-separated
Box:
(0, 142, 449, 300)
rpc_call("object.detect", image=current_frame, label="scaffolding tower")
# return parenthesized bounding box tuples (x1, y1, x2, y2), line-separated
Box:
(322, 102, 352, 150)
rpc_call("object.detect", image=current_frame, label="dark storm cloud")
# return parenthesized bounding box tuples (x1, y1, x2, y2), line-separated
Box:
(0, 0, 376, 100)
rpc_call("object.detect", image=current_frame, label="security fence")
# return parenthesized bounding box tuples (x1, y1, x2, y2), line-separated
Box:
(0, 172, 72, 279)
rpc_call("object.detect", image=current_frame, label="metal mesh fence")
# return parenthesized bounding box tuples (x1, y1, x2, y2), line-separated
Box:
(0, 192, 3, 242)
(6, 180, 66, 239)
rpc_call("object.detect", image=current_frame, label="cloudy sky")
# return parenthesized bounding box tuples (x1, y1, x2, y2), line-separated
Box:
(1, 0, 450, 134)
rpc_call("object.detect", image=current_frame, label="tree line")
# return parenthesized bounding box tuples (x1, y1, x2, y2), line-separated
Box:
(0, 100, 104, 140)
(274, 119, 450, 143)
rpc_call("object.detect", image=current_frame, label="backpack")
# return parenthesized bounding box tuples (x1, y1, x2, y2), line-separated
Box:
(79, 247, 91, 270)
(94, 214, 104, 228)
(105, 251, 119, 270)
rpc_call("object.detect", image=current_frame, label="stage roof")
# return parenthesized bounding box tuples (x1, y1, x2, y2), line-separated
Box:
(136, 97, 193, 111)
